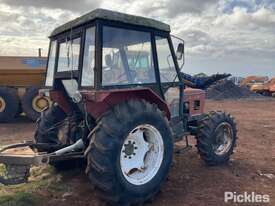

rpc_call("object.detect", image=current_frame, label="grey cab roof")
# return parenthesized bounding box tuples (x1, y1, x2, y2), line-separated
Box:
(50, 8, 170, 37)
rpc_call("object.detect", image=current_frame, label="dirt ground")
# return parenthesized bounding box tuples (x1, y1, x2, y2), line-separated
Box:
(0, 99, 275, 206)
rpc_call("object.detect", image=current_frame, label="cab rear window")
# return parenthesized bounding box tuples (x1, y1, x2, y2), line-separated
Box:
(57, 37, 81, 72)
(45, 40, 57, 87)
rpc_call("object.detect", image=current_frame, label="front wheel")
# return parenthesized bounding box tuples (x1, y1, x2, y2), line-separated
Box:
(196, 111, 237, 166)
(85, 100, 173, 205)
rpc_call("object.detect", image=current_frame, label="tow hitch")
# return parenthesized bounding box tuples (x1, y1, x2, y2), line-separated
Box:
(0, 140, 84, 185)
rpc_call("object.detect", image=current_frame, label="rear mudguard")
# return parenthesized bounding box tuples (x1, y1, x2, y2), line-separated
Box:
(81, 88, 171, 120)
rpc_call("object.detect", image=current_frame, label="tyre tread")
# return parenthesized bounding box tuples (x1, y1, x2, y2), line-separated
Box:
(85, 100, 172, 205)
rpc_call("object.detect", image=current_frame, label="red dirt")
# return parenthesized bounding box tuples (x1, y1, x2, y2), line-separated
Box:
(1, 99, 275, 206)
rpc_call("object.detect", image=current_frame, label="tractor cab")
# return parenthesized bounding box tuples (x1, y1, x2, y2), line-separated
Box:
(44, 9, 204, 125)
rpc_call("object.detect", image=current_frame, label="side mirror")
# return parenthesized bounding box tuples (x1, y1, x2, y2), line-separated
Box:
(176, 43, 184, 60)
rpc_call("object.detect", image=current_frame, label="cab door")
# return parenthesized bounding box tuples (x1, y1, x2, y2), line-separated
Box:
(154, 35, 182, 119)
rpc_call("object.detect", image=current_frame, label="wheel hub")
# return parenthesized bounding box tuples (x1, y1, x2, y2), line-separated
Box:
(32, 96, 51, 113)
(214, 122, 233, 156)
(120, 124, 164, 186)
(0, 97, 6, 112)
(122, 140, 137, 158)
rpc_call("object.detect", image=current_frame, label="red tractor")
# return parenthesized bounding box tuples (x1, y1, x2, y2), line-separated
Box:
(0, 9, 237, 205)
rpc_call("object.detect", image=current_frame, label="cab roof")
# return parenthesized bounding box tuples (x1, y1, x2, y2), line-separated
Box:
(50, 8, 170, 37)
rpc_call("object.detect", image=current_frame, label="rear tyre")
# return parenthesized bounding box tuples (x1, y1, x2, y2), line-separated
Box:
(34, 104, 85, 171)
(196, 111, 237, 166)
(22, 86, 52, 121)
(0, 87, 19, 123)
(85, 100, 173, 205)
(34, 104, 67, 150)
(34, 105, 84, 171)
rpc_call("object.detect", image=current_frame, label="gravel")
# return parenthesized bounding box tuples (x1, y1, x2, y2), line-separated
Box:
(206, 80, 262, 99)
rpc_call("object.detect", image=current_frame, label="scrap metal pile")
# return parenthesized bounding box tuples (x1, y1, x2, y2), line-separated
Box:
(180, 72, 231, 90)
(180, 72, 264, 99)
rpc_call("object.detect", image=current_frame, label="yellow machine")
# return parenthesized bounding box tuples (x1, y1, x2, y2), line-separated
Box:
(250, 77, 275, 96)
(240, 76, 268, 88)
(0, 56, 51, 122)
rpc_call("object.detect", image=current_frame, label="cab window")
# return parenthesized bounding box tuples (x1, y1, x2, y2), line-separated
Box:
(102, 26, 156, 86)
(81, 27, 95, 87)
(45, 40, 57, 87)
(57, 37, 81, 72)
(155, 36, 179, 82)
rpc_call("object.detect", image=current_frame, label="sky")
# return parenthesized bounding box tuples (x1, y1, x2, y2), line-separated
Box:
(0, 0, 274, 77)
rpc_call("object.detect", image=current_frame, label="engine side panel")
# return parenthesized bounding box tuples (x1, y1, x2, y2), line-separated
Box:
(164, 87, 205, 118)
(184, 88, 205, 116)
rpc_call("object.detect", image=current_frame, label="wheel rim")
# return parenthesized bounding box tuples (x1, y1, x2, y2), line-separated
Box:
(32, 96, 51, 113)
(213, 122, 234, 156)
(120, 124, 164, 186)
(0, 97, 6, 112)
